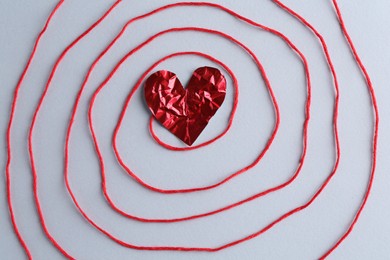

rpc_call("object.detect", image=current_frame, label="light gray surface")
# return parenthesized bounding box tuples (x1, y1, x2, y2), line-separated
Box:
(1, 0, 389, 259)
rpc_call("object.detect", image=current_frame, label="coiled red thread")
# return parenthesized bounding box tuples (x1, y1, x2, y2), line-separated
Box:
(67, 1, 312, 251)
(88, 27, 303, 221)
(83, 3, 312, 229)
(5, 1, 379, 259)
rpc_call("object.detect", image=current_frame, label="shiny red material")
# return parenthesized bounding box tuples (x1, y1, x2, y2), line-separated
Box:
(145, 66, 226, 145)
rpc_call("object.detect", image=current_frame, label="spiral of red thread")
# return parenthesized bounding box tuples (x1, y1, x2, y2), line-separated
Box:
(5, 1, 379, 259)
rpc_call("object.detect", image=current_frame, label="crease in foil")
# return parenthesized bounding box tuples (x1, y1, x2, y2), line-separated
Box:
(144, 66, 226, 146)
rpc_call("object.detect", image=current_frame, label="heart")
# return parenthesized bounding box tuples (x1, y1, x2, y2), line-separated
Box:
(144, 66, 226, 146)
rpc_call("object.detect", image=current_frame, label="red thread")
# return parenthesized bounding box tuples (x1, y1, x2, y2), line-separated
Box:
(6, 1, 121, 259)
(5, 1, 66, 259)
(5, 1, 379, 259)
(320, 0, 379, 258)
(108, 27, 286, 193)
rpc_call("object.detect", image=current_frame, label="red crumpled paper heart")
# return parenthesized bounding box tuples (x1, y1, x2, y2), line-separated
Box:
(144, 66, 226, 146)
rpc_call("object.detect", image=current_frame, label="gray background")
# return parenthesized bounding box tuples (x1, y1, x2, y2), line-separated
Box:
(1, 0, 389, 259)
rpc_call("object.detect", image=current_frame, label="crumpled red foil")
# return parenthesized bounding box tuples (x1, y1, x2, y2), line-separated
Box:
(144, 66, 226, 146)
